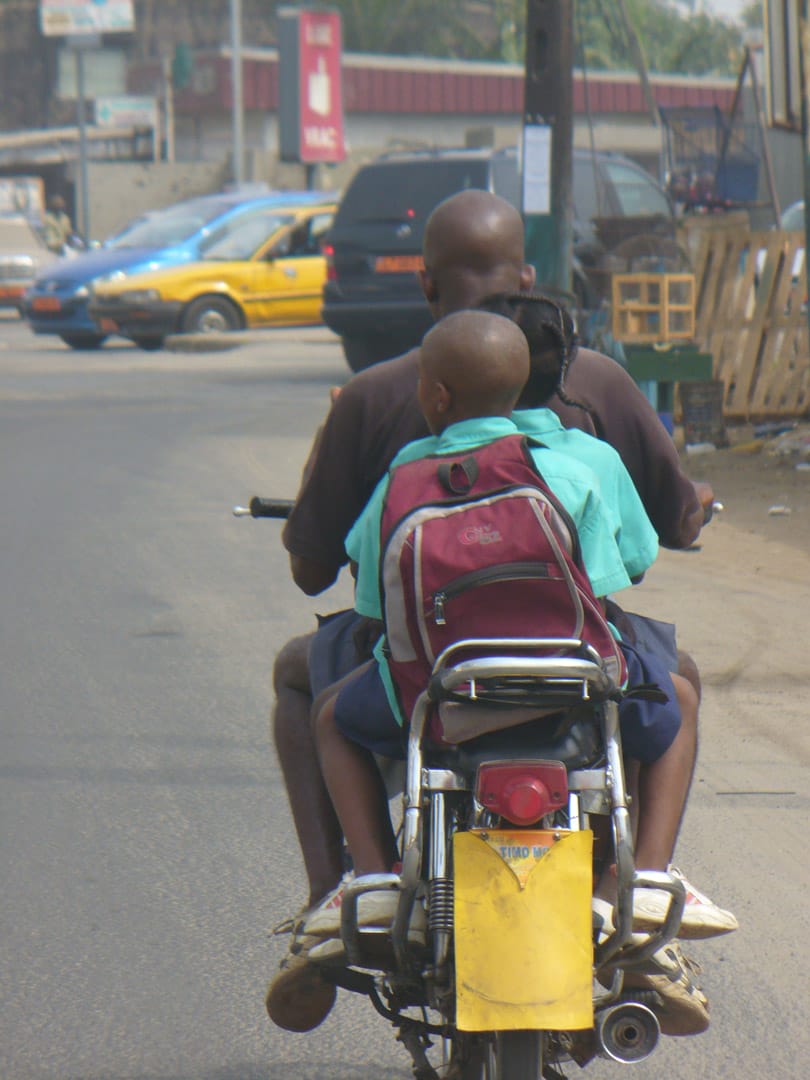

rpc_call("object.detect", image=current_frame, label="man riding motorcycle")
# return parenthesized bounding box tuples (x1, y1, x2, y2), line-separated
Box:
(268, 189, 734, 1036)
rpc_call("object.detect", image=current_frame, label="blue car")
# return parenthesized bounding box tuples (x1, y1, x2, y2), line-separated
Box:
(23, 189, 330, 349)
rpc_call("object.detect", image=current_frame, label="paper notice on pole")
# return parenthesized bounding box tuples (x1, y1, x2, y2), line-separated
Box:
(522, 124, 552, 214)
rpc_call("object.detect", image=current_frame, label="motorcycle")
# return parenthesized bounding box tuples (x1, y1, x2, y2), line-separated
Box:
(236, 496, 688, 1080)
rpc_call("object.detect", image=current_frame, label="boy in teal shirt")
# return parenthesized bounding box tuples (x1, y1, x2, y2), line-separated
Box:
(309, 310, 645, 887)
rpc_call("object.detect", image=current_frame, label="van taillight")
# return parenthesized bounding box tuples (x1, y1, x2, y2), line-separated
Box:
(323, 243, 336, 282)
(476, 761, 568, 826)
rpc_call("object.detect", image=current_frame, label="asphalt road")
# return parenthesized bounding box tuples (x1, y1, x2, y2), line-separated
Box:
(1, 316, 808, 1079)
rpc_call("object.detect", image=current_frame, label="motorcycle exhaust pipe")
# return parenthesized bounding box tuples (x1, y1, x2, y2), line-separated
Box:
(595, 1001, 660, 1064)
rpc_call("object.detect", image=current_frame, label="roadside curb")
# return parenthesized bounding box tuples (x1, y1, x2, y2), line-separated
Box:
(165, 333, 242, 353)
(164, 327, 340, 353)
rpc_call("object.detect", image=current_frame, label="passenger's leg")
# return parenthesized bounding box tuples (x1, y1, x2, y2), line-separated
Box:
(633, 673, 697, 873)
(272, 633, 344, 907)
(596, 671, 696, 904)
(676, 648, 702, 702)
(314, 689, 398, 876)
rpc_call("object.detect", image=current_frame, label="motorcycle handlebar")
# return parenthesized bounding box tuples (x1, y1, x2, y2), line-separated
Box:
(232, 497, 293, 519)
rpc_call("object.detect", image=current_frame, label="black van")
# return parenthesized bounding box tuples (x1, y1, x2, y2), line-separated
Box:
(322, 145, 676, 372)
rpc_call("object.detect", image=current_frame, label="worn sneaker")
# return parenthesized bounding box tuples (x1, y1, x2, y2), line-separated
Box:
(265, 928, 337, 1033)
(633, 867, 739, 939)
(303, 872, 422, 938)
(624, 941, 710, 1037)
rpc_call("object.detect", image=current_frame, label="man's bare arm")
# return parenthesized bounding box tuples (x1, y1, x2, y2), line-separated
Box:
(289, 553, 341, 596)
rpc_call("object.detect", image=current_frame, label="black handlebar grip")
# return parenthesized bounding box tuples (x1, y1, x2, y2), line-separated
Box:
(249, 497, 294, 519)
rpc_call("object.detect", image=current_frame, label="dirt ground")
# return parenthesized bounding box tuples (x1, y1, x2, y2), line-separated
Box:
(676, 419, 810, 557)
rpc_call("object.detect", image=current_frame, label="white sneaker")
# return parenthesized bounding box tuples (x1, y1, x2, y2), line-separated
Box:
(633, 867, 739, 939)
(303, 873, 426, 939)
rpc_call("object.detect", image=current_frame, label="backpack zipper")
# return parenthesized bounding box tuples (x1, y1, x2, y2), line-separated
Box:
(433, 562, 558, 625)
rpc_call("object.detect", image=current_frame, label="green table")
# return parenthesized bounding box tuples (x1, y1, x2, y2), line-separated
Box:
(623, 344, 714, 417)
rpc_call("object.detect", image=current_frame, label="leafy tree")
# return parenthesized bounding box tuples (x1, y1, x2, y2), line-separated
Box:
(330, 0, 746, 76)
(330, 0, 479, 57)
(575, 0, 744, 75)
(741, 0, 764, 28)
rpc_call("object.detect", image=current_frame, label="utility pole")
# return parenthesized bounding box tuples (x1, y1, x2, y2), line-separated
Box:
(801, 0, 810, 345)
(522, 0, 574, 297)
(71, 36, 95, 243)
(230, 0, 245, 185)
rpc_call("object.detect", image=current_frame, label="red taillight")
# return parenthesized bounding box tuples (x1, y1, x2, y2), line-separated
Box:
(476, 761, 568, 826)
(323, 242, 336, 282)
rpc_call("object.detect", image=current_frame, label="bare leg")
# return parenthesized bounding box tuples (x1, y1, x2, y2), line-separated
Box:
(272, 633, 344, 906)
(314, 689, 398, 876)
(676, 649, 702, 703)
(597, 672, 698, 901)
(634, 673, 698, 872)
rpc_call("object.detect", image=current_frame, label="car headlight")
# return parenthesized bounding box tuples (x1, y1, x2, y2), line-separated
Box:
(87, 270, 128, 297)
(118, 288, 161, 304)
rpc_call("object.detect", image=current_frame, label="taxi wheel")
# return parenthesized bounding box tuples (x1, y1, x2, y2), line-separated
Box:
(182, 296, 242, 335)
(131, 336, 164, 351)
(60, 333, 108, 350)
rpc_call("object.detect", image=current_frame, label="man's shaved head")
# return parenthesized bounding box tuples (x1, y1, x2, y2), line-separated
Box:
(420, 190, 534, 313)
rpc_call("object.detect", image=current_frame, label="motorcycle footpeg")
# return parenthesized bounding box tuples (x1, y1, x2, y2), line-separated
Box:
(621, 869, 686, 965)
(340, 873, 402, 968)
(595, 868, 686, 974)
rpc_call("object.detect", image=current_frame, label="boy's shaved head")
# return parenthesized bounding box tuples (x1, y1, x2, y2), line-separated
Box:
(418, 310, 529, 432)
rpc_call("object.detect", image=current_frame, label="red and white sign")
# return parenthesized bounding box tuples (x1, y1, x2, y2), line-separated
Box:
(297, 10, 345, 163)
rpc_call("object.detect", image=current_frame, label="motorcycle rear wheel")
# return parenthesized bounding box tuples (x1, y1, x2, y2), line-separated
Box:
(457, 1031, 543, 1080)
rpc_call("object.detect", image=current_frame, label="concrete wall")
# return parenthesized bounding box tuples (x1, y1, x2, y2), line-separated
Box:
(172, 109, 670, 197)
(78, 160, 229, 240)
(74, 99, 800, 241)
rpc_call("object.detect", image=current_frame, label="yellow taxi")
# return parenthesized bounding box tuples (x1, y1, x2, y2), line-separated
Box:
(88, 201, 335, 349)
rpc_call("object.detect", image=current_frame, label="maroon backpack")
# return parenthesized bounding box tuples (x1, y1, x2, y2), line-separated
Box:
(379, 434, 626, 740)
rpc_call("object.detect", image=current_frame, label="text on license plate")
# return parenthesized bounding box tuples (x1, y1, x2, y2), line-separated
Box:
(375, 255, 425, 273)
(32, 296, 61, 312)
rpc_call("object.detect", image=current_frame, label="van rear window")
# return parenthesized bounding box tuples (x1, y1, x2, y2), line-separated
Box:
(337, 160, 491, 224)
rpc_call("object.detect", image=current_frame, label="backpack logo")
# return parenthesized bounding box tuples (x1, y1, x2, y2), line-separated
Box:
(460, 524, 502, 545)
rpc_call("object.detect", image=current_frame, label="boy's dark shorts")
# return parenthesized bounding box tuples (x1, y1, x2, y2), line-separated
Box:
(619, 610, 679, 671)
(309, 609, 371, 699)
(333, 662, 406, 760)
(619, 639, 680, 764)
(315, 608, 680, 765)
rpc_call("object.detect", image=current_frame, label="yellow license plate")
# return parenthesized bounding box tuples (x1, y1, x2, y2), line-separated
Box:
(454, 828, 594, 1032)
(375, 254, 424, 273)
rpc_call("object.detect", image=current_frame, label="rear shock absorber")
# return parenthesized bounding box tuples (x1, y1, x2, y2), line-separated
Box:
(428, 793, 454, 968)
(429, 876, 454, 935)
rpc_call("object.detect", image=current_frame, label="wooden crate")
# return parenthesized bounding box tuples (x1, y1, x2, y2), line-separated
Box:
(611, 273, 696, 343)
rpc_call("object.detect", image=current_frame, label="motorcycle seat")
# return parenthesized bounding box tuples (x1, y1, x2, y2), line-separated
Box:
(424, 702, 604, 773)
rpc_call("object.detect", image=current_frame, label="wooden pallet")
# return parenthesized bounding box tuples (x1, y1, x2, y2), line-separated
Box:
(687, 221, 810, 418)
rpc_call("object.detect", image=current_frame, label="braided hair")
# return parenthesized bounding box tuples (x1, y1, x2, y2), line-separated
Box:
(475, 292, 591, 415)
